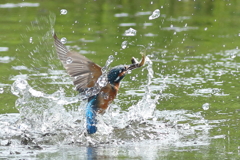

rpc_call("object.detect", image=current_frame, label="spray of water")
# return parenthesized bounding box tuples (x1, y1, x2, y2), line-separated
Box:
(79, 55, 114, 100)
(3, 54, 159, 146)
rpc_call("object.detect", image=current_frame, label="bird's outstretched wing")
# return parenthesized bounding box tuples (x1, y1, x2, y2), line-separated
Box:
(53, 33, 102, 92)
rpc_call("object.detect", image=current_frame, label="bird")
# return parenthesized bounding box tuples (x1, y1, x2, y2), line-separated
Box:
(53, 33, 145, 134)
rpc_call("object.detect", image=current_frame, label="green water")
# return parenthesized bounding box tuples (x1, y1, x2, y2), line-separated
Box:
(0, 0, 240, 159)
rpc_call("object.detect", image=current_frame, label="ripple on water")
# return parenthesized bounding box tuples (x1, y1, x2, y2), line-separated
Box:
(187, 88, 229, 97)
(0, 56, 14, 63)
(0, 3, 39, 8)
(119, 23, 136, 27)
(0, 47, 9, 51)
(12, 66, 29, 71)
(135, 11, 152, 16)
(144, 33, 158, 37)
(161, 26, 199, 32)
(114, 13, 129, 17)
(167, 16, 191, 22)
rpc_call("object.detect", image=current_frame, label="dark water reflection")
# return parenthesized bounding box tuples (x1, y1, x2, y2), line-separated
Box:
(87, 146, 97, 160)
(0, 0, 240, 159)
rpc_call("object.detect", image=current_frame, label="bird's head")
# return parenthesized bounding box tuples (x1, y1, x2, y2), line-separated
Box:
(107, 65, 128, 84)
(107, 53, 146, 85)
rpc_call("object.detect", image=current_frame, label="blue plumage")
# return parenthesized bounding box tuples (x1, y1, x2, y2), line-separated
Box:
(86, 66, 126, 134)
(86, 96, 98, 134)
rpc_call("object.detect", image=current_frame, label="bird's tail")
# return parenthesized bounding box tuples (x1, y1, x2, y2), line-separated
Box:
(86, 98, 98, 134)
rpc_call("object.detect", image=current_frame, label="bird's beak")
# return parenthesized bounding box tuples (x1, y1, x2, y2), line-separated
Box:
(127, 52, 146, 71)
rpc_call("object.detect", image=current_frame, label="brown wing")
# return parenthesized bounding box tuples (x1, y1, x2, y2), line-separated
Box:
(53, 33, 102, 92)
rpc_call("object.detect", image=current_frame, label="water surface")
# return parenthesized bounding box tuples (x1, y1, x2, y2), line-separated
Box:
(0, 0, 240, 159)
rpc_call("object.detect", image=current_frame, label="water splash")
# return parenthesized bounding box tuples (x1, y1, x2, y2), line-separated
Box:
(29, 37, 33, 43)
(102, 55, 114, 73)
(8, 78, 85, 146)
(127, 56, 157, 119)
(11, 78, 29, 97)
(60, 9, 67, 15)
(124, 28, 137, 36)
(121, 41, 128, 49)
(79, 55, 114, 99)
(5, 55, 160, 146)
(0, 70, 212, 160)
(104, 56, 158, 130)
(202, 103, 210, 110)
(149, 9, 160, 20)
(60, 37, 67, 44)
(66, 57, 73, 64)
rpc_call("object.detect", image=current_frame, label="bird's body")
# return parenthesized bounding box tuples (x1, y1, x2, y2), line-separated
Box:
(53, 34, 145, 134)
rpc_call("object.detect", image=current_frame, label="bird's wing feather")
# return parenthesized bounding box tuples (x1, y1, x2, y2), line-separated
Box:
(53, 34, 102, 92)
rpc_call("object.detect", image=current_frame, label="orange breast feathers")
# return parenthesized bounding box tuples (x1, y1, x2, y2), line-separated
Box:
(96, 83, 119, 114)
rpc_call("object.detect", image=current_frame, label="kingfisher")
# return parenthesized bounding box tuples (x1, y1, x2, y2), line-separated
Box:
(53, 33, 145, 134)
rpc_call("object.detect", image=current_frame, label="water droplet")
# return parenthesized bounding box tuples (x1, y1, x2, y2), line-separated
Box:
(11, 79, 28, 96)
(28, 88, 44, 97)
(60, 9, 67, 15)
(230, 53, 236, 59)
(121, 41, 128, 49)
(29, 37, 33, 43)
(0, 88, 4, 94)
(183, 123, 190, 129)
(102, 92, 109, 100)
(105, 55, 114, 68)
(202, 103, 210, 110)
(149, 9, 160, 20)
(51, 91, 61, 100)
(66, 57, 73, 64)
(61, 37, 67, 44)
(102, 55, 114, 73)
(124, 28, 137, 36)
(97, 76, 108, 87)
